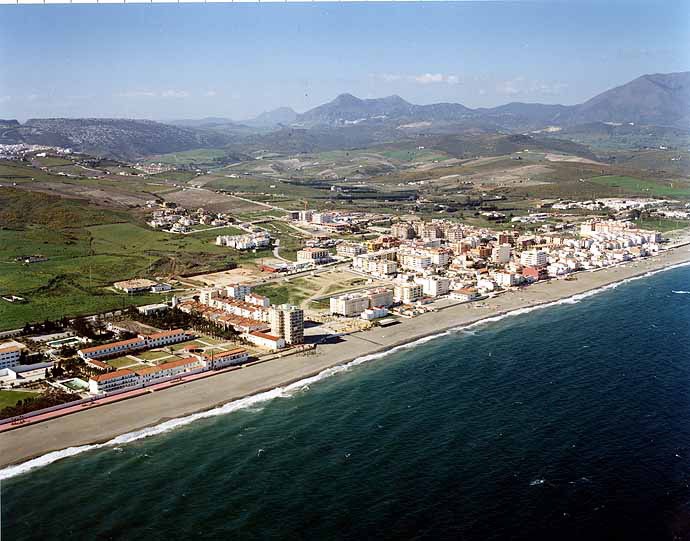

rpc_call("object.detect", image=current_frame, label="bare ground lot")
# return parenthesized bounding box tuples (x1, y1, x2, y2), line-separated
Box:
(13, 181, 153, 207)
(161, 187, 265, 213)
(189, 267, 267, 287)
(544, 153, 606, 166)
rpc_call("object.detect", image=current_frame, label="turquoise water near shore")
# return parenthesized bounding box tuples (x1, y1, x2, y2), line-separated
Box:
(3, 265, 690, 540)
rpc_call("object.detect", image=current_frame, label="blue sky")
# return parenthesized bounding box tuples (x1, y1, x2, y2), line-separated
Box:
(0, 1, 688, 121)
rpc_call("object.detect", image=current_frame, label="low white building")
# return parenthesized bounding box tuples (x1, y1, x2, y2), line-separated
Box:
(245, 331, 286, 351)
(361, 307, 389, 320)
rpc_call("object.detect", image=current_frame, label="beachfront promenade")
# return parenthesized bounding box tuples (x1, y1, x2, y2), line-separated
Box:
(2, 244, 689, 470)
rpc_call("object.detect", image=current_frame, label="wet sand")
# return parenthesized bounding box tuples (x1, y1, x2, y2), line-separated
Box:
(2, 243, 689, 470)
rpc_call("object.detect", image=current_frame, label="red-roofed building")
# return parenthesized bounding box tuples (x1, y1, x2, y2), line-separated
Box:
(78, 337, 146, 360)
(203, 348, 249, 369)
(135, 357, 204, 384)
(88, 368, 139, 394)
(85, 358, 112, 372)
(522, 266, 549, 282)
(142, 328, 191, 348)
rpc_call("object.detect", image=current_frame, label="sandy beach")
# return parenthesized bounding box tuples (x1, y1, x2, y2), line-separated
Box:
(2, 242, 690, 471)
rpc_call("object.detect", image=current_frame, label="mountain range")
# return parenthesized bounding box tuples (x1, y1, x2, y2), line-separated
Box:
(293, 72, 690, 129)
(0, 72, 687, 159)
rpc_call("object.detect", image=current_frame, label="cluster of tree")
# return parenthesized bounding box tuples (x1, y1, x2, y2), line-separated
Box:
(50, 357, 89, 379)
(22, 316, 112, 343)
(22, 318, 66, 336)
(124, 306, 238, 340)
(0, 389, 76, 420)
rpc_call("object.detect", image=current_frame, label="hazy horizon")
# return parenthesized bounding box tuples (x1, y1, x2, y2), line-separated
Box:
(1, 1, 689, 122)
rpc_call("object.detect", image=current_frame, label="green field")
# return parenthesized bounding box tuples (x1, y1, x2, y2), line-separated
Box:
(635, 218, 690, 232)
(0, 194, 270, 330)
(0, 390, 39, 410)
(136, 350, 174, 361)
(587, 176, 690, 198)
(185, 225, 244, 240)
(107, 356, 140, 369)
(262, 220, 311, 261)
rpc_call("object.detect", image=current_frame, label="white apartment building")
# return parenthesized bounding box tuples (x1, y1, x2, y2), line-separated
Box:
(429, 249, 451, 267)
(296, 247, 330, 264)
(245, 293, 270, 308)
(227, 284, 252, 299)
(336, 243, 367, 257)
(414, 276, 450, 297)
(330, 294, 370, 317)
(0, 345, 21, 369)
(398, 252, 432, 271)
(493, 271, 521, 287)
(520, 249, 549, 267)
(330, 288, 394, 317)
(394, 283, 424, 304)
(492, 244, 511, 264)
(391, 222, 416, 240)
(270, 304, 304, 345)
(216, 232, 271, 250)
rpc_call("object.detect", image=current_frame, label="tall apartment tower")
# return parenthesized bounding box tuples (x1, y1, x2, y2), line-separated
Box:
(270, 304, 304, 345)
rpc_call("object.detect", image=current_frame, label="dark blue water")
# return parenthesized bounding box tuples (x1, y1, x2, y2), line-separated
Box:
(3, 265, 690, 540)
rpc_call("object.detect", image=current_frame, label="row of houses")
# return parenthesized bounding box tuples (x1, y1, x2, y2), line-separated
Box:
(88, 348, 249, 394)
(78, 329, 191, 360)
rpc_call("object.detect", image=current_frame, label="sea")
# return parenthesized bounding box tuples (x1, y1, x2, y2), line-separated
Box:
(2, 263, 690, 540)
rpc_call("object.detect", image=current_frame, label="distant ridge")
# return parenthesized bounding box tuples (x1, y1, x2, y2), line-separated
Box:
(2, 72, 687, 158)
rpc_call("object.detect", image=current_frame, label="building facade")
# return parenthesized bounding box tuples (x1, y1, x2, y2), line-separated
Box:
(270, 304, 304, 345)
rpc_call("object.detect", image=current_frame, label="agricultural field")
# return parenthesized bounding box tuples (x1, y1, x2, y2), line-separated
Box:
(261, 220, 306, 261)
(586, 176, 690, 198)
(145, 149, 228, 165)
(634, 218, 690, 232)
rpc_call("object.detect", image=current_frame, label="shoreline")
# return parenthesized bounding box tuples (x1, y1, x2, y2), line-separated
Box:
(2, 243, 690, 475)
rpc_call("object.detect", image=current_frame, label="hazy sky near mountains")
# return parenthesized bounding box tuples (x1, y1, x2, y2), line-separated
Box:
(1, 1, 688, 121)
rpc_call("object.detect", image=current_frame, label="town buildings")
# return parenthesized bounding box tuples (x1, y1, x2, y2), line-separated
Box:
(216, 231, 271, 250)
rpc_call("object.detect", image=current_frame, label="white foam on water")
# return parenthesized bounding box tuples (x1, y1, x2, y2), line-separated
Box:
(672, 290, 690, 294)
(2, 258, 689, 481)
